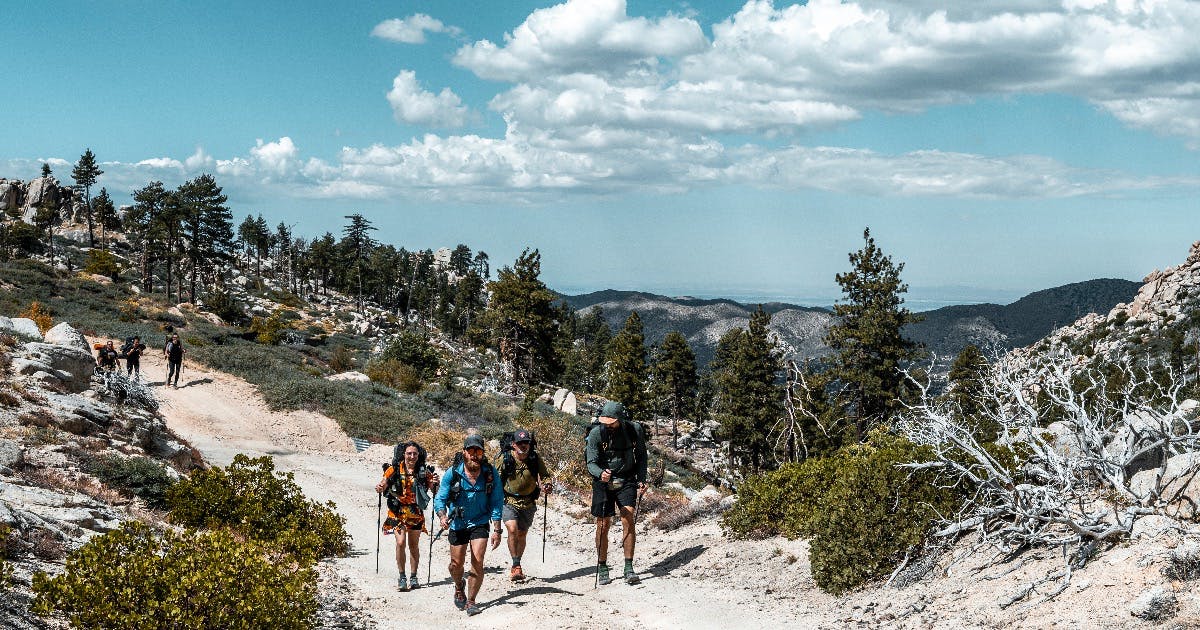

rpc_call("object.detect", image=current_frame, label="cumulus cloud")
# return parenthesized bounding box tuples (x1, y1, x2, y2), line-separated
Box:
(371, 14, 461, 44)
(249, 137, 299, 177)
(386, 71, 471, 128)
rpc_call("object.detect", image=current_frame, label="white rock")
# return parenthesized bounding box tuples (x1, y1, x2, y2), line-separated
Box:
(1130, 586, 1177, 621)
(22, 342, 97, 393)
(326, 371, 370, 382)
(43, 322, 91, 354)
(10, 317, 41, 338)
(552, 388, 568, 408)
(560, 391, 578, 415)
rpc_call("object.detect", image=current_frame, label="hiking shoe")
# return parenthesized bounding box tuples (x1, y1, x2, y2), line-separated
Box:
(510, 566, 526, 582)
(397, 575, 408, 591)
(624, 568, 641, 585)
(408, 574, 419, 589)
(597, 564, 612, 585)
(465, 601, 481, 616)
(453, 587, 466, 610)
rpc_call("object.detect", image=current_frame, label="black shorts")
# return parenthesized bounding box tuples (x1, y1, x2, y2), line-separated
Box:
(448, 524, 490, 546)
(590, 478, 638, 518)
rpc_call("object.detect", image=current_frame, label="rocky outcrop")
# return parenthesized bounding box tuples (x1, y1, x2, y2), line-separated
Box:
(21, 176, 61, 214)
(43, 322, 91, 355)
(0, 178, 23, 211)
(1, 317, 42, 339)
(16, 342, 96, 393)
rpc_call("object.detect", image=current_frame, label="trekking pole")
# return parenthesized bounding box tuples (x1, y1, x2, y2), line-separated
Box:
(427, 505, 435, 584)
(542, 492, 547, 563)
(375, 492, 382, 574)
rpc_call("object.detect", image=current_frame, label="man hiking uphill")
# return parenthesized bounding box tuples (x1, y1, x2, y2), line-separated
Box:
(495, 428, 553, 583)
(95, 340, 120, 372)
(375, 441, 438, 591)
(164, 333, 184, 388)
(586, 400, 648, 586)
(434, 434, 504, 616)
(122, 336, 146, 379)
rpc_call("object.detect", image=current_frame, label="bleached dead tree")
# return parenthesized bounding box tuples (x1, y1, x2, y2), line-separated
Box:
(897, 345, 1200, 599)
(774, 359, 844, 464)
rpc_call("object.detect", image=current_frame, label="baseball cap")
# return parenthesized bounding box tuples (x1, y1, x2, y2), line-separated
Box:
(600, 400, 629, 422)
(513, 429, 533, 443)
(463, 434, 485, 450)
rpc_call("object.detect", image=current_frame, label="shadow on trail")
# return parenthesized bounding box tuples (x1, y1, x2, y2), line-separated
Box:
(178, 378, 213, 388)
(481, 584, 582, 611)
(648, 545, 706, 576)
(538, 564, 597, 584)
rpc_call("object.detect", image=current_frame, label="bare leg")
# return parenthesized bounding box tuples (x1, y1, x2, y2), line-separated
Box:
(394, 534, 407, 572)
(448, 543, 467, 590)
(466, 537, 488, 602)
(406, 529, 421, 575)
(595, 516, 612, 563)
(619, 505, 636, 560)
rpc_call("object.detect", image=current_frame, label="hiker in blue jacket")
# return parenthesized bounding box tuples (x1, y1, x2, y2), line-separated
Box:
(434, 434, 505, 617)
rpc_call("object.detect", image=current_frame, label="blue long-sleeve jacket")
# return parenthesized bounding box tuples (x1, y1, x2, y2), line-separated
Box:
(433, 460, 504, 530)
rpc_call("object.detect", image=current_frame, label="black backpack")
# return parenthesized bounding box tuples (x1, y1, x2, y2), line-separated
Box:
(498, 431, 542, 501)
(383, 442, 432, 510)
(584, 417, 644, 475)
(447, 451, 495, 504)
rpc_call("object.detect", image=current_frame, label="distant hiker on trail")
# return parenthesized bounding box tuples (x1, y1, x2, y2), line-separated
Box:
(164, 333, 184, 388)
(122, 336, 146, 378)
(586, 400, 648, 586)
(95, 340, 120, 372)
(375, 441, 438, 591)
(495, 428, 553, 583)
(434, 434, 504, 617)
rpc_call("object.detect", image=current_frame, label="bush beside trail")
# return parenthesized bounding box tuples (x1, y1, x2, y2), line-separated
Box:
(32, 522, 317, 629)
(722, 431, 961, 595)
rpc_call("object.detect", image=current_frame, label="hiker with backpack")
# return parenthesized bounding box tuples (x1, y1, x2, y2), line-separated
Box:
(164, 333, 184, 388)
(433, 434, 505, 617)
(495, 428, 554, 583)
(585, 400, 648, 586)
(122, 336, 146, 378)
(95, 340, 120, 372)
(375, 441, 439, 591)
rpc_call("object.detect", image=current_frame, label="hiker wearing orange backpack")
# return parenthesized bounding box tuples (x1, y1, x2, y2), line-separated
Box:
(375, 441, 438, 591)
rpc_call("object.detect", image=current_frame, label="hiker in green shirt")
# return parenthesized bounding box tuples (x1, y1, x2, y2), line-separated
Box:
(585, 400, 648, 585)
(495, 428, 553, 583)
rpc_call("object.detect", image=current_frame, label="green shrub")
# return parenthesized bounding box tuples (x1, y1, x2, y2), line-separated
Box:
(365, 358, 423, 393)
(85, 454, 175, 509)
(0, 524, 13, 589)
(379, 329, 441, 379)
(166, 454, 349, 562)
(721, 456, 839, 540)
(82, 250, 121, 280)
(250, 308, 288, 345)
(32, 522, 317, 628)
(204, 288, 246, 325)
(328, 343, 354, 372)
(807, 432, 960, 595)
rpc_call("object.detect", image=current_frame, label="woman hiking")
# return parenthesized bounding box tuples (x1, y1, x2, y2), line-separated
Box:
(375, 441, 438, 591)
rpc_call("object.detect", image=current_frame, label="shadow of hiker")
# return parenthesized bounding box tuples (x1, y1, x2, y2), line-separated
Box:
(480, 584, 582, 611)
(648, 545, 706, 576)
(178, 378, 213, 389)
(539, 564, 599, 584)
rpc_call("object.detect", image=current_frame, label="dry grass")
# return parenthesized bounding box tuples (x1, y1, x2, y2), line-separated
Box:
(403, 424, 468, 469)
(18, 408, 56, 428)
(515, 413, 590, 489)
(0, 388, 20, 408)
(12, 382, 47, 405)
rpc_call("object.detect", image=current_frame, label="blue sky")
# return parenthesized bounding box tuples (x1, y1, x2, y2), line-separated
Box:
(4, 0, 1200, 308)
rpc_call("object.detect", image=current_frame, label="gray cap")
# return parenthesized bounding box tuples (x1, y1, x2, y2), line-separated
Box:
(463, 434, 485, 450)
(600, 400, 629, 422)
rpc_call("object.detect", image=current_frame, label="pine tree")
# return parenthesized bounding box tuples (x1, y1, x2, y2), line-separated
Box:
(825, 228, 924, 441)
(71, 149, 103, 247)
(606, 312, 650, 424)
(944, 344, 996, 440)
(126, 181, 169, 293)
(342, 214, 377, 311)
(712, 306, 781, 473)
(177, 174, 233, 303)
(308, 232, 337, 295)
(651, 331, 698, 448)
(475, 248, 561, 390)
(40, 163, 51, 178)
(92, 188, 119, 248)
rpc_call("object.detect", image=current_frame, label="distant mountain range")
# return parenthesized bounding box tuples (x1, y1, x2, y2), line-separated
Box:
(560, 279, 1141, 367)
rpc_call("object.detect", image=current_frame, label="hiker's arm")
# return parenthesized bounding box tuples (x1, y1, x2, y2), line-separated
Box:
(375, 467, 392, 494)
(433, 470, 450, 526)
(585, 430, 605, 479)
(537, 458, 554, 494)
(488, 470, 505, 522)
(636, 426, 648, 485)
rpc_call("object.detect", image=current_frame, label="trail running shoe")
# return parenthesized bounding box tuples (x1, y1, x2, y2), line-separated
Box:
(465, 601, 481, 616)
(453, 587, 466, 610)
(624, 568, 641, 585)
(408, 574, 419, 589)
(397, 575, 408, 591)
(510, 566, 526, 582)
(597, 564, 612, 585)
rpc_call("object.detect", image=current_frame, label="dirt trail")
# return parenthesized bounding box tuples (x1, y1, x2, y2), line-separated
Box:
(137, 350, 806, 629)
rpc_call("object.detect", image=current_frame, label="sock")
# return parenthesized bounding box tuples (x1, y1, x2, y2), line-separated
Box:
(624, 558, 634, 572)
(512, 556, 521, 567)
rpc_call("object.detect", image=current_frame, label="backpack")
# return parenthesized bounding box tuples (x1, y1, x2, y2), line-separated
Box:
(498, 431, 542, 501)
(584, 417, 644, 477)
(384, 442, 432, 510)
(447, 451, 495, 505)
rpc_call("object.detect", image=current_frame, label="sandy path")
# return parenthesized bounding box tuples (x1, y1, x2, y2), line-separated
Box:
(135, 350, 805, 629)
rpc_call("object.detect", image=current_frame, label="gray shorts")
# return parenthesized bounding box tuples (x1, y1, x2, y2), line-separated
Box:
(502, 503, 536, 531)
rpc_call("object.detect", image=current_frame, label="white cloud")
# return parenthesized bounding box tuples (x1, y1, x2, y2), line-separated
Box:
(136, 157, 182, 169)
(372, 14, 460, 44)
(185, 147, 212, 171)
(250, 137, 299, 177)
(453, 0, 708, 81)
(386, 71, 471, 128)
